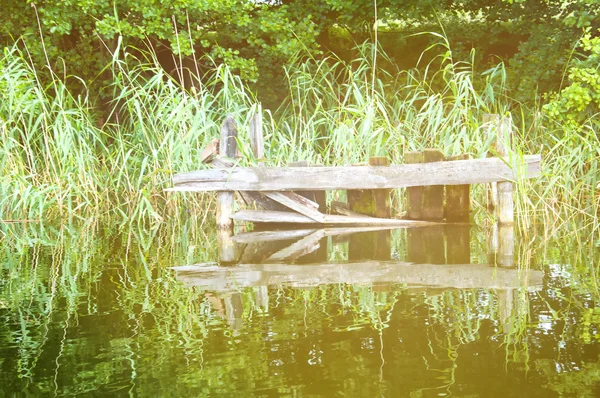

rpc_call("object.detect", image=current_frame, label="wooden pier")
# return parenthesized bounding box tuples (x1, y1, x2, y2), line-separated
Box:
(167, 112, 541, 231)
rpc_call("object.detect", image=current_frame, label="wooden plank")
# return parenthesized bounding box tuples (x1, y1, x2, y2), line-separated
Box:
(445, 154, 470, 222)
(200, 138, 219, 163)
(169, 155, 541, 191)
(174, 261, 544, 291)
(422, 149, 445, 220)
(263, 191, 325, 223)
(216, 115, 237, 231)
(405, 151, 423, 219)
(213, 156, 283, 211)
(289, 161, 326, 212)
(266, 230, 326, 262)
(231, 210, 437, 226)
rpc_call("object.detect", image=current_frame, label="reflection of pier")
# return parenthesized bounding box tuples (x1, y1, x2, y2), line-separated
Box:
(173, 225, 541, 331)
(174, 225, 541, 292)
(174, 261, 543, 292)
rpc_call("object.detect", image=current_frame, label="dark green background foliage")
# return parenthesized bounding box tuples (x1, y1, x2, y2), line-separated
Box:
(1, 0, 598, 109)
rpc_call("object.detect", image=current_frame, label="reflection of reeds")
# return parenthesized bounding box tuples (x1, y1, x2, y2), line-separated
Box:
(1, 219, 599, 394)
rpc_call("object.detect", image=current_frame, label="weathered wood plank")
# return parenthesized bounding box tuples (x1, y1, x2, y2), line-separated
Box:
(169, 155, 541, 192)
(173, 261, 544, 291)
(231, 210, 437, 226)
(200, 138, 219, 163)
(289, 161, 327, 211)
(422, 149, 445, 220)
(263, 191, 325, 223)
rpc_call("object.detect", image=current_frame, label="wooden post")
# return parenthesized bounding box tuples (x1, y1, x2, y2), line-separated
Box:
(422, 149, 445, 221)
(216, 116, 237, 229)
(497, 116, 514, 225)
(348, 156, 391, 218)
(249, 104, 264, 162)
(369, 157, 391, 218)
(405, 151, 423, 219)
(445, 154, 470, 222)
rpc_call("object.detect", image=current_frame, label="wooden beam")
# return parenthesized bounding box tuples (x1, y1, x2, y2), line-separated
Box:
(231, 210, 438, 226)
(262, 191, 325, 223)
(169, 155, 541, 192)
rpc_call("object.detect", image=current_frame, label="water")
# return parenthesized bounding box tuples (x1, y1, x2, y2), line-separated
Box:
(1, 221, 599, 396)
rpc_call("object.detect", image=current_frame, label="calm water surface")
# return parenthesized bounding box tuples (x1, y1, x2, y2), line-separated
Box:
(1, 222, 599, 397)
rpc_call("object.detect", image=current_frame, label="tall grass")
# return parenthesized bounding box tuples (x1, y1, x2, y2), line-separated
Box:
(0, 37, 598, 231)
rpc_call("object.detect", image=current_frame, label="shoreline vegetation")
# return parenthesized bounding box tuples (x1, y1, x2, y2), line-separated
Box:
(1, 37, 597, 234)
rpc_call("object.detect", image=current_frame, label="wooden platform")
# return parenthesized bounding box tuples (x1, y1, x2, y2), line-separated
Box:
(168, 155, 541, 192)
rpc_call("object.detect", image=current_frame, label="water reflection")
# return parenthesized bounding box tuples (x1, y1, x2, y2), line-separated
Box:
(0, 221, 599, 396)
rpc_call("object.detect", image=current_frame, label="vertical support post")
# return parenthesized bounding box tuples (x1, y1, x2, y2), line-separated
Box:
(445, 154, 470, 222)
(422, 149, 445, 221)
(405, 151, 423, 219)
(216, 115, 237, 231)
(249, 104, 264, 162)
(347, 156, 390, 218)
(369, 157, 391, 218)
(497, 116, 514, 225)
(217, 115, 237, 264)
